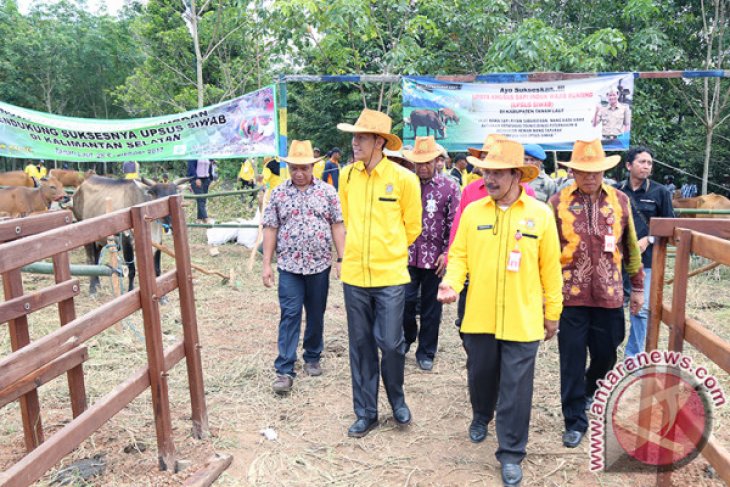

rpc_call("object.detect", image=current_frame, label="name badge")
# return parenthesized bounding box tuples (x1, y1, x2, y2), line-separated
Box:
(604, 235, 616, 253)
(507, 250, 522, 272)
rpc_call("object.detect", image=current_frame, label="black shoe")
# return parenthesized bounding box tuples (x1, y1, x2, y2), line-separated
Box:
(417, 358, 433, 371)
(501, 463, 523, 486)
(562, 430, 584, 448)
(347, 417, 378, 438)
(469, 419, 487, 443)
(393, 406, 412, 425)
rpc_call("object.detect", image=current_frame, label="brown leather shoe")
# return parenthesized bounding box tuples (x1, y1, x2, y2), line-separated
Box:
(303, 361, 322, 376)
(272, 374, 293, 393)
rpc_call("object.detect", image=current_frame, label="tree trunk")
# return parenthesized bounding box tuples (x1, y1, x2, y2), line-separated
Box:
(702, 126, 713, 195)
(190, 0, 205, 109)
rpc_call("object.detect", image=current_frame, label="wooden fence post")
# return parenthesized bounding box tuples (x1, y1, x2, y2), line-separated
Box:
(668, 229, 692, 353)
(51, 251, 87, 418)
(131, 205, 175, 471)
(168, 195, 209, 439)
(2, 268, 44, 451)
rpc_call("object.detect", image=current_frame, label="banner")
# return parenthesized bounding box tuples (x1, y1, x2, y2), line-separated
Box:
(0, 86, 278, 162)
(402, 75, 634, 151)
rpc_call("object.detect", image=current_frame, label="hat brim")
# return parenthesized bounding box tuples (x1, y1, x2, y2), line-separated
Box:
(559, 155, 621, 172)
(281, 155, 325, 165)
(402, 149, 441, 164)
(467, 147, 486, 158)
(337, 123, 403, 150)
(467, 155, 539, 183)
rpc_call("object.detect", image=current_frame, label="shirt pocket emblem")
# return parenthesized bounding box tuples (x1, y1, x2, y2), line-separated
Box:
(385, 183, 394, 194)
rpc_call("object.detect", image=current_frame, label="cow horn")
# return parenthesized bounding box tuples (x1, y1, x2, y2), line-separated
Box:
(140, 177, 156, 187)
(173, 177, 192, 185)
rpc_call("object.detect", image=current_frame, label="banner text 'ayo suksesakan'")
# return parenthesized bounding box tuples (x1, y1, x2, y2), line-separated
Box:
(402, 74, 634, 151)
(0, 86, 278, 162)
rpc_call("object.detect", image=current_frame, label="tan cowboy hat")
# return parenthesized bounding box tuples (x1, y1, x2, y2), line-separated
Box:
(280, 140, 325, 165)
(467, 133, 508, 158)
(403, 136, 442, 163)
(337, 108, 403, 151)
(383, 145, 412, 162)
(468, 139, 539, 183)
(435, 143, 448, 158)
(559, 139, 621, 172)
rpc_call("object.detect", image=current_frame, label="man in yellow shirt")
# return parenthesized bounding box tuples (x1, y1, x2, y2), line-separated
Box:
(338, 108, 422, 438)
(438, 139, 563, 487)
(24, 161, 40, 180)
(238, 158, 257, 205)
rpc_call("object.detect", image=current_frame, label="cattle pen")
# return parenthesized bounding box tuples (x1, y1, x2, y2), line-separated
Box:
(0, 196, 227, 486)
(646, 217, 730, 484)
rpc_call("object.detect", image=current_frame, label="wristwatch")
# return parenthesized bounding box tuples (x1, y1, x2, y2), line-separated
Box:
(647, 236, 655, 245)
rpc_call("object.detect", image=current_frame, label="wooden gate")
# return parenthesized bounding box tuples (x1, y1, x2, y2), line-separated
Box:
(0, 195, 208, 486)
(648, 217, 730, 484)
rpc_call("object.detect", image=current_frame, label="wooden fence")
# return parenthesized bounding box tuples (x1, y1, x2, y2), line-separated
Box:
(0, 195, 209, 486)
(647, 217, 730, 484)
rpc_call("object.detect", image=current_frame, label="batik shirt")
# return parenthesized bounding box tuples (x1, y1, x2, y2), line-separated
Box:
(408, 174, 460, 269)
(262, 179, 343, 275)
(548, 182, 644, 309)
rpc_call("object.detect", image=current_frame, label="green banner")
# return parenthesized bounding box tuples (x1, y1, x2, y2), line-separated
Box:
(0, 85, 278, 162)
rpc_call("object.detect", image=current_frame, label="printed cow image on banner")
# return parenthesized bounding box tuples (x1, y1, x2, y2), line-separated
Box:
(0, 85, 278, 162)
(402, 74, 634, 151)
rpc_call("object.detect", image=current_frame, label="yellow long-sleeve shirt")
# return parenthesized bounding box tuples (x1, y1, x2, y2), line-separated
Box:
(313, 159, 325, 180)
(443, 190, 563, 341)
(238, 159, 256, 181)
(339, 157, 422, 287)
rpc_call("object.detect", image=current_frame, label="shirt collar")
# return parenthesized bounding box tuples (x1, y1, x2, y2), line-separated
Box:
(480, 185, 529, 208)
(353, 156, 389, 176)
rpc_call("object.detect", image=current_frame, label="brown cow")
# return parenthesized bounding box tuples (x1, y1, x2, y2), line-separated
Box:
(673, 193, 730, 218)
(438, 107, 460, 125)
(49, 169, 95, 188)
(0, 170, 36, 187)
(0, 178, 66, 218)
(72, 175, 190, 294)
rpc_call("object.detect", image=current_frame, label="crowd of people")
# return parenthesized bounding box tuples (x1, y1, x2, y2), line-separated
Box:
(258, 108, 675, 487)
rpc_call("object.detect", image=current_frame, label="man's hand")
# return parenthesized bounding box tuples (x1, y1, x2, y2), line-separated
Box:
(630, 289, 644, 315)
(544, 319, 559, 341)
(435, 254, 447, 278)
(333, 261, 341, 279)
(437, 282, 458, 304)
(195, 179, 202, 188)
(262, 264, 275, 288)
(638, 236, 650, 253)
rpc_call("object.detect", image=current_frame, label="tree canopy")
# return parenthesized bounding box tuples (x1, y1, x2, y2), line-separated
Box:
(0, 0, 728, 192)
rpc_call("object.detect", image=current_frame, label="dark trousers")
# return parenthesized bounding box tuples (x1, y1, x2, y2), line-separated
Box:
(455, 280, 469, 328)
(463, 334, 540, 465)
(192, 177, 210, 219)
(239, 179, 257, 205)
(343, 283, 407, 420)
(403, 266, 443, 361)
(558, 306, 625, 432)
(274, 268, 330, 377)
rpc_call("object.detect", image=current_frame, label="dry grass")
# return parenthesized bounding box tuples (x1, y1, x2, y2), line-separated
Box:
(0, 194, 728, 486)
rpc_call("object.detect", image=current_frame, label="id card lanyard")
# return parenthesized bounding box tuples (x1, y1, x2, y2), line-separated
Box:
(507, 230, 522, 272)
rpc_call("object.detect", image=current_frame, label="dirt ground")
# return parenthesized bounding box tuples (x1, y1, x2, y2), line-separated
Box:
(1, 194, 729, 486)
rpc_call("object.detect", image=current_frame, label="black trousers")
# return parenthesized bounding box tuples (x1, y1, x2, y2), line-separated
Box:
(463, 333, 540, 465)
(238, 178, 257, 204)
(192, 177, 210, 219)
(403, 266, 443, 361)
(558, 306, 625, 432)
(343, 284, 407, 420)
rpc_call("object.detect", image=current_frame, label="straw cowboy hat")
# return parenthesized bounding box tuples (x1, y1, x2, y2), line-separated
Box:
(337, 108, 403, 151)
(403, 136, 442, 164)
(467, 133, 508, 158)
(468, 139, 539, 183)
(559, 139, 621, 172)
(280, 140, 325, 165)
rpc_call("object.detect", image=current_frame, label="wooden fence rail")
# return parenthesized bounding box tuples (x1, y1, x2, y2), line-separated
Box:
(0, 195, 210, 486)
(648, 217, 730, 484)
